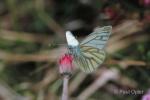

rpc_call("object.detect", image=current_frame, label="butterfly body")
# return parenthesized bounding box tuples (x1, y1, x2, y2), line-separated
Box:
(68, 45, 81, 58)
(66, 26, 112, 73)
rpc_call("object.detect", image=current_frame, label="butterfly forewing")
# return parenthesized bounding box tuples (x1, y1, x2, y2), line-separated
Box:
(80, 26, 112, 49)
(74, 26, 112, 72)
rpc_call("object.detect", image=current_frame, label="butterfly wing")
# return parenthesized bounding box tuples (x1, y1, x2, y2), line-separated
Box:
(74, 26, 112, 72)
(80, 26, 112, 49)
(74, 46, 105, 72)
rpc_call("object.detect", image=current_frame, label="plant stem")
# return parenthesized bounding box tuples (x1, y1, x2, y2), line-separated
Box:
(62, 76, 69, 100)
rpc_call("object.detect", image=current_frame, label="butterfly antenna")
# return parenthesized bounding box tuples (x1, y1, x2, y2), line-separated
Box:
(48, 43, 66, 46)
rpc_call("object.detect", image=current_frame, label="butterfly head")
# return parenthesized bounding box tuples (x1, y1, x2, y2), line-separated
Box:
(66, 31, 79, 47)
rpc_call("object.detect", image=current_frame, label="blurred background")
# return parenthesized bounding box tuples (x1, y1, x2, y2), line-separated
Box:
(0, 0, 150, 100)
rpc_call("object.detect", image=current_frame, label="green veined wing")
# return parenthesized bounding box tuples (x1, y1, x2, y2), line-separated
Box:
(74, 26, 112, 72)
(80, 26, 112, 49)
(74, 46, 105, 73)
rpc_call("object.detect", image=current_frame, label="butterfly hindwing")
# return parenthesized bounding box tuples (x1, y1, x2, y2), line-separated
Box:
(74, 46, 105, 72)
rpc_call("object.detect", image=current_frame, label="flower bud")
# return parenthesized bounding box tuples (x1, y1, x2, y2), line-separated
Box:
(59, 54, 74, 76)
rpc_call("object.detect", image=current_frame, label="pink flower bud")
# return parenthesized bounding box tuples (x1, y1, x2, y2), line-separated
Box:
(59, 54, 74, 76)
(142, 90, 150, 100)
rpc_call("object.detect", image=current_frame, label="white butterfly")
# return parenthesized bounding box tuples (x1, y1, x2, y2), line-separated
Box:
(66, 26, 112, 73)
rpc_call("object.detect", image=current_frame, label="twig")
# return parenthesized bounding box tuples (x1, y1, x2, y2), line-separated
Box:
(69, 72, 87, 95)
(32, 68, 58, 91)
(0, 30, 51, 43)
(77, 68, 119, 100)
(110, 20, 142, 43)
(37, 90, 44, 100)
(0, 80, 30, 100)
(45, 91, 58, 100)
(105, 59, 147, 68)
(0, 46, 67, 62)
(106, 34, 149, 53)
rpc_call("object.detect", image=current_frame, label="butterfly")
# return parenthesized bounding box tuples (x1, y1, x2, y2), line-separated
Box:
(66, 26, 112, 73)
